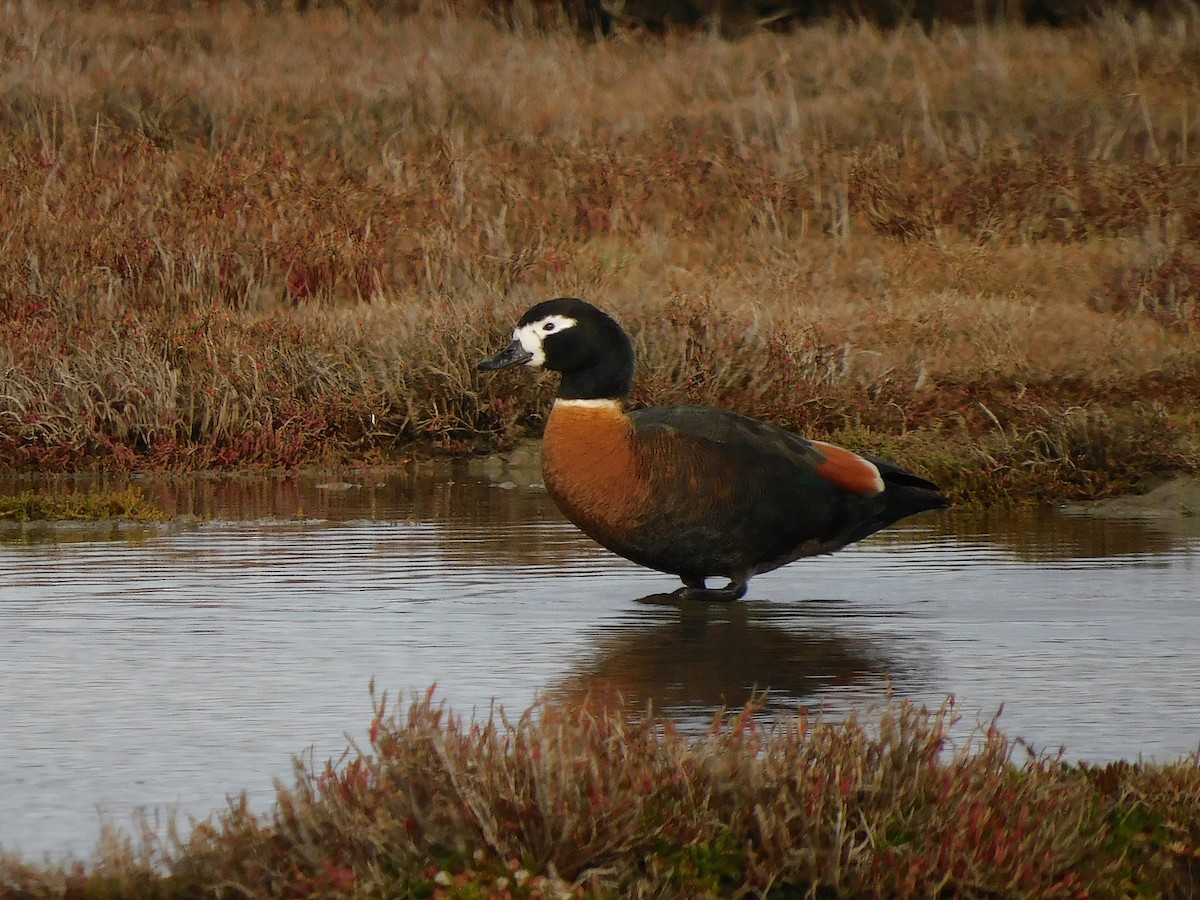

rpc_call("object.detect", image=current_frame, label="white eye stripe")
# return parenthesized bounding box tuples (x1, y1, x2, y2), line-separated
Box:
(533, 314, 577, 333)
(513, 314, 577, 367)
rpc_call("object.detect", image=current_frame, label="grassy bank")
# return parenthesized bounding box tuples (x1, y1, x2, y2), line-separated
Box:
(0, 486, 161, 521)
(2, 692, 1198, 897)
(2, 3, 1200, 504)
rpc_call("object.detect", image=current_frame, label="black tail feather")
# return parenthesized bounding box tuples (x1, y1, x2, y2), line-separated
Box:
(867, 455, 946, 495)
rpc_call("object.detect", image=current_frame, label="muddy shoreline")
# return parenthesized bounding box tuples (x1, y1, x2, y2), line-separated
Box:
(3, 448, 1199, 530)
(1068, 476, 1200, 519)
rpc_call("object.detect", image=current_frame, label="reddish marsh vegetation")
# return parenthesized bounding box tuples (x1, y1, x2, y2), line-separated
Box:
(2, 692, 1198, 897)
(2, 2, 1200, 503)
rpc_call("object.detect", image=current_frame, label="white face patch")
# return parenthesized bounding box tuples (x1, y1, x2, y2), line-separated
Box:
(513, 314, 577, 367)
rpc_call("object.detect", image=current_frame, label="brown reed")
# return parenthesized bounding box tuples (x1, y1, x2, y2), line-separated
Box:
(1, 2, 1199, 504)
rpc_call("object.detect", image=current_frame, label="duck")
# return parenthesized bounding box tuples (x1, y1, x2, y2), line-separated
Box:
(478, 297, 950, 601)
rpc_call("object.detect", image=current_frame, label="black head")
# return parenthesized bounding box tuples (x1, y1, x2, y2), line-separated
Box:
(477, 297, 635, 400)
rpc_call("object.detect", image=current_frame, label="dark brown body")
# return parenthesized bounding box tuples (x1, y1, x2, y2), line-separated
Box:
(542, 399, 947, 587)
(479, 296, 949, 600)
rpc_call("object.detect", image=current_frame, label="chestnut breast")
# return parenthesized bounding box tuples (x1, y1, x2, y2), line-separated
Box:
(541, 400, 651, 545)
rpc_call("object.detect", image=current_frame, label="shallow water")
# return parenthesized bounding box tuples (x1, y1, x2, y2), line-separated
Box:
(1, 469, 1199, 859)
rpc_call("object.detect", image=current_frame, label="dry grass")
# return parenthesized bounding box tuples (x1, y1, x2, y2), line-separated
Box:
(3, 690, 1198, 897)
(2, 2, 1200, 503)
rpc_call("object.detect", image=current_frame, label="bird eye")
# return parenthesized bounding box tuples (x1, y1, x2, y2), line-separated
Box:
(543, 322, 556, 332)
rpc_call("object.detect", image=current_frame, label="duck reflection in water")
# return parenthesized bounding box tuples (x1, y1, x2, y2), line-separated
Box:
(549, 602, 915, 725)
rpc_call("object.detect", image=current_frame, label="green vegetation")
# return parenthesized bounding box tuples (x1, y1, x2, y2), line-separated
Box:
(2, 2, 1200, 504)
(0, 486, 161, 521)
(2, 691, 1198, 897)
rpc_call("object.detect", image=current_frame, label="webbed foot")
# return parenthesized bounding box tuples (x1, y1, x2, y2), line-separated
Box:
(633, 591, 686, 605)
(671, 578, 748, 603)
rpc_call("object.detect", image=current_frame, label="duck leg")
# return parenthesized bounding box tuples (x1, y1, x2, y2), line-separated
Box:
(672, 577, 748, 603)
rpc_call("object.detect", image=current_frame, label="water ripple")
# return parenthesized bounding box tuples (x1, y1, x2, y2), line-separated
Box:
(1, 476, 1199, 859)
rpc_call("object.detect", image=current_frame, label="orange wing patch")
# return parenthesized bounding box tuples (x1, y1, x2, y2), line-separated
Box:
(811, 441, 886, 496)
